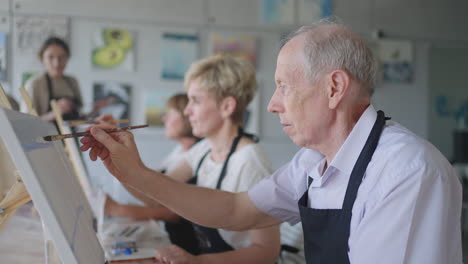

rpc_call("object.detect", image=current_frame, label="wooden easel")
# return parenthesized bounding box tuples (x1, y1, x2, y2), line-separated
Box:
(19, 87, 39, 116)
(0, 83, 32, 231)
(0, 84, 12, 109)
(50, 99, 93, 198)
(18, 87, 64, 263)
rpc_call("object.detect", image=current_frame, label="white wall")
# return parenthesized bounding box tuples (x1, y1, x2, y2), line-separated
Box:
(372, 42, 430, 139)
(2, 0, 468, 171)
(428, 47, 468, 160)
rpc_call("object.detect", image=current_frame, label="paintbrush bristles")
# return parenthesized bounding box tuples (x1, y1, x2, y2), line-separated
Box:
(42, 124, 149, 141)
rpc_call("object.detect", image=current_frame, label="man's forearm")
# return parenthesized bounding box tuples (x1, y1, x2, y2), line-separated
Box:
(128, 167, 275, 231)
(108, 203, 180, 222)
(122, 183, 161, 207)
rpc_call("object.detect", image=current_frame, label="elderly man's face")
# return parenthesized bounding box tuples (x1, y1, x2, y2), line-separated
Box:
(268, 36, 331, 148)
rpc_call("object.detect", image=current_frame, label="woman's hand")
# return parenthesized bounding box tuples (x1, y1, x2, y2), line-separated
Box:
(80, 126, 147, 184)
(56, 98, 74, 114)
(156, 245, 199, 264)
(104, 195, 121, 217)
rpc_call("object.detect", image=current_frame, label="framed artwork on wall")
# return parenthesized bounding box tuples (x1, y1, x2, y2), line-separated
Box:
(160, 33, 199, 80)
(90, 81, 132, 120)
(92, 28, 136, 71)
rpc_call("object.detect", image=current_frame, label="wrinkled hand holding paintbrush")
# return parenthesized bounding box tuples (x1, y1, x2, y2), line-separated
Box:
(79, 117, 150, 186)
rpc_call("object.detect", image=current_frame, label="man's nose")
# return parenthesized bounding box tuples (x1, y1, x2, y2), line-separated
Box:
(267, 91, 283, 114)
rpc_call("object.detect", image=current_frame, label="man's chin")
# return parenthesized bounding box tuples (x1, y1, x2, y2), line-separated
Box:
(290, 136, 308, 148)
(192, 130, 204, 138)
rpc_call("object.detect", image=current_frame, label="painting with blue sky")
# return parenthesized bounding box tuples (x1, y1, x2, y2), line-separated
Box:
(160, 33, 199, 80)
(260, 0, 294, 24)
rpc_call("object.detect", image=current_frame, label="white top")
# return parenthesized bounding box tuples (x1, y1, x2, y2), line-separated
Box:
(155, 144, 187, 173)
(249, 105, 463, 263)
(185, 139, 272, 249)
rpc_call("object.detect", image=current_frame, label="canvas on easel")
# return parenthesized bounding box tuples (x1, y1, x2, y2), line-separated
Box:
(0, 107, 106, 264)
(50, 100, 95, 200)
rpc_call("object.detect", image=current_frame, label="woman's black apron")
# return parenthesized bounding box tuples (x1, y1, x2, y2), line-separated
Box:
(45, 73, 80, 120)
(189, 128, 258, 254)
(299, 110, 388, 264)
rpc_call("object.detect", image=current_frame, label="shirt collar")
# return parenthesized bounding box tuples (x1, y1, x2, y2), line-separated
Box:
(328, 104, 377, 176)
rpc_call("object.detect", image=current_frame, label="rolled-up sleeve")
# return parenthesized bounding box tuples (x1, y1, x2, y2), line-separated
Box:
(248, 148, 315, 225)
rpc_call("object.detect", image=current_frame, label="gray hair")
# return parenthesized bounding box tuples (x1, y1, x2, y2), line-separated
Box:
(281, 18, 377, 96)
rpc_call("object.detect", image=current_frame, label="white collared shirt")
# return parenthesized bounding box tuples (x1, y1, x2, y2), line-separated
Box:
(249, 105, 463, 263)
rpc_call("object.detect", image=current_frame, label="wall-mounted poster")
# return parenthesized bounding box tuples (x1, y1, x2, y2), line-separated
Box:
(160, 33, 198, 80)
(298, 0, 333, 24)
(210, 33, 257, 67)
(378, 40, 413, 83)
(260, 0, 294, 25)
(144, 89, 176, 126)
(90, 82, 131, 120)
(0, 32, 6, 81)
(14, 16, 69, 55)
(92, 28, 136, 71)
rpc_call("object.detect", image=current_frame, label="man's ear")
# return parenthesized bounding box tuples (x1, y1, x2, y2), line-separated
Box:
(220, 96, 237, 119)
(326, 70, 350, 109)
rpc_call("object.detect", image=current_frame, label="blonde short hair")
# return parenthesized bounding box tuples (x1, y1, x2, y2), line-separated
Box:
(184, 55, 257, 126)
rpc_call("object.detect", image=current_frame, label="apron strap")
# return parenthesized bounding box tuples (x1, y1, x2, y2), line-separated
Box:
(215, 130, 243, 189)
(45, 73, 54, 112)
(192, 150, 211, 184)
(192, 128, 258, 189)
(342, 110, 387, 211)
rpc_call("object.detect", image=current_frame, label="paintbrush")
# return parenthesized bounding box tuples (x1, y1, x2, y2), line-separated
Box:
(66, 119, 131, 126)
(42, 124, 149, 142)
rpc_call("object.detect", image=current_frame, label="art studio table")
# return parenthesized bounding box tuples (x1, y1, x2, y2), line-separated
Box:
(0, 203, 171, 263)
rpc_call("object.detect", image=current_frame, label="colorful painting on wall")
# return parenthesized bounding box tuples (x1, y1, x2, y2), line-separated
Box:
(90, 82, 131, 120)
(260, 0, 294, 25)
(210, 33, 257, 66)
(0, 32, 6, 81)
(92, 28, 136, 71)
(144, 89, 176, 126)
(378, 40, 413, 83)
(160, 33, 199, 80)
(298, 0, 333, 24)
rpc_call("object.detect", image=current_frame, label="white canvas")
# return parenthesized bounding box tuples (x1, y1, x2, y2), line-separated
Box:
(0, 107, 106, 264)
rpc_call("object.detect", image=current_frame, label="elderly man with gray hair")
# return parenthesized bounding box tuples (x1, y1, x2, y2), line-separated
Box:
(81, 19, 462, 264)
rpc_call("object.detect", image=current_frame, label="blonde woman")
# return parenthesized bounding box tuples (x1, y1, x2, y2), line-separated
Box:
(82, 55, 280, 263)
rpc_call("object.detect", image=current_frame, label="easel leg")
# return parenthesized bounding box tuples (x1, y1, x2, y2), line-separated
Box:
(43, 222, 63, 264)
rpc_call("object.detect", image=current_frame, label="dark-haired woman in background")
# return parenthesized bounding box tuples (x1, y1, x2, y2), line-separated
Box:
(24, 36, 82, 121)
